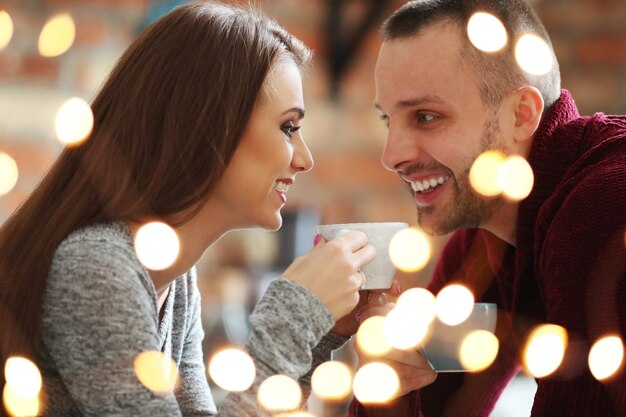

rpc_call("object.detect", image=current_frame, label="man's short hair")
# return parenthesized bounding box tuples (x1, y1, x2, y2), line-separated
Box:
(382, 0, 561, 110)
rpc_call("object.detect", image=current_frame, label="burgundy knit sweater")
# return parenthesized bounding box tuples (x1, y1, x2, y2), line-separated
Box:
(350, 90, 626, 417)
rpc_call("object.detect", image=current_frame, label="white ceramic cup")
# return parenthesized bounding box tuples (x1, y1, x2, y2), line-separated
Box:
(314, 222, 408, 290)
(421, 302, 498, 372)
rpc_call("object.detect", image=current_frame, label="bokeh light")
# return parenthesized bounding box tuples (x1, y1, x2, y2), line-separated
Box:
(523, 324, 568, 378)
(515, 33, 553, 75)
(54, 97, 94, 145)
(134, 221, 180, 270)
(356, 316, 392, 357)
(588, 336, 624, 381)
(467, 12, 508, 53)
(383, 304, 430, 350)
(208, 348, 255, 392)
(3, 386, 39, 417)
(0, 152, 19, 197)
(0, 10, 14, 50)
(497, 155, 534, 201)
(352, 362, 399, 404)
(469, 150, 506, 197)
(435, 284, 474, 326)
(396, 287, 436, 324)
(389, 227, 431, 272)
(460, 330, 499, 372)
(134, 351, 179, 395)
(311, 361, 353, 401)
(38, 13, 75, 57)
(257, 375, 301, 412)
(4, 357, 42, 400)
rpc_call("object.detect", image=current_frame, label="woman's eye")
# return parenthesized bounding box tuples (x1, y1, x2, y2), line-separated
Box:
(281, 122, 301, 139)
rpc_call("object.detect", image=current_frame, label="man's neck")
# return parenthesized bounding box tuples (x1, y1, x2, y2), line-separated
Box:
(480, 200, 519, 246)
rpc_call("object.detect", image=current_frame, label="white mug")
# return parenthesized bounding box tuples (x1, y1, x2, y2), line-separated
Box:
(314, 222, 408, 290)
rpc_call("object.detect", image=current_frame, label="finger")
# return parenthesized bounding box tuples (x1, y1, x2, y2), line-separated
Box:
(367, 291, 387, 307)
(387, 348, 434, 369)
(359, 303, 396, 321)
(334, 230, 369, 251)
(369, 280, 402, 296)
(313, 234, 326, 246)
(352, 243, 376, 267)
(351, 270, 367, 290)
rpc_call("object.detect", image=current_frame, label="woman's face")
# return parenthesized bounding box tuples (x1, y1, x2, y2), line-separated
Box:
(211, 60, 313, 231)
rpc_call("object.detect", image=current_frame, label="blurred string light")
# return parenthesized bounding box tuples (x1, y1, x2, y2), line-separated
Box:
(470, 151, 534, 201)
(383, 288, 437, 350)
(515, 33, 553, 76)
(588, 336, 624, 381)
(311, 361, 353, 401)
(257, 375, 301, 412)
(0, 10, 13, 50)
(0, 152, 19, 197)
(134, 351, 179, 395)
(460, 329, 499, 372)
(435, 284, 474, 326)
(134, 221, 180, 271)
(3, 357, 42, 417)
(469, 150, 506, 197)
(38, 13, 75, 57)
(467, 12, 508, 53)
(383, 304, 431, 350)
(497, 155, 534, 201)
(208, 348, 255, 392)
(523, 324, 568, 378)
(389, 227, 431, 272)
(352, 362, 399, 404)
(356, 316, 392, 357)
(54, 97, 94, 146)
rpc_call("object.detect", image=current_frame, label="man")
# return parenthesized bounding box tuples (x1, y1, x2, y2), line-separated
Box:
(350, 0, 626, 416)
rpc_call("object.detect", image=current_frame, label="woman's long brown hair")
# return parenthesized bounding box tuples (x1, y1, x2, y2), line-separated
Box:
(0, 0, 310, 399)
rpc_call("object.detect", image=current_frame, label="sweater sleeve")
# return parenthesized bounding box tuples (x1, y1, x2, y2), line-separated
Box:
(42, 241, 183, 417)
(217, 278, 336, 416)
(530, 148, 626, 416)
(175, 271, 217, 416)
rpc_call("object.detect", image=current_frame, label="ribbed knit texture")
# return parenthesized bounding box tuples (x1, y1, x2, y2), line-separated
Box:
(351, 90, 626, 416)
(40, 222, 346, 416)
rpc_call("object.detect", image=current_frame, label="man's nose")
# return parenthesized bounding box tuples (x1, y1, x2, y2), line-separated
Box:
(381, 127, 416, 172)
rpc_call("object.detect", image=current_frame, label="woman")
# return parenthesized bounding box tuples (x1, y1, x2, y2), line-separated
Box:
(0, 2, 377, 415)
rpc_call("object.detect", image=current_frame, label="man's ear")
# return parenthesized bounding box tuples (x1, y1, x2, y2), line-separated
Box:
(512, 86, 544, 145)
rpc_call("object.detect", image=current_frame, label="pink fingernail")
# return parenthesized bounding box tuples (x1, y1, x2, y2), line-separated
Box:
(313, 234, 322, 245)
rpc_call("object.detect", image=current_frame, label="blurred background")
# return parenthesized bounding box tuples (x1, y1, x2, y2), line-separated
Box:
(1, 0, 625, 415)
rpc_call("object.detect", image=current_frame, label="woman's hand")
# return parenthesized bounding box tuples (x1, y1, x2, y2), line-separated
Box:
(356, 303, 438, 398)
(282, 231, 375, 320)
(331, 281, 402, 337)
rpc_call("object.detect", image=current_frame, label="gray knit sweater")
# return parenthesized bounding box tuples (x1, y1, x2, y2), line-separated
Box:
(40, 222, 346, 416)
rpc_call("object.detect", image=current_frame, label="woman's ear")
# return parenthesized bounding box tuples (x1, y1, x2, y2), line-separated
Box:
(512, 86, 544, 145)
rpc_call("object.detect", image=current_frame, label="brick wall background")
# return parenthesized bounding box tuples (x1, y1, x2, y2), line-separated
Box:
(1, 0, 625, 292)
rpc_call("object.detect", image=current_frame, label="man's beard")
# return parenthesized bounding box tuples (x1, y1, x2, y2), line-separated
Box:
(417, 114, 508, 236)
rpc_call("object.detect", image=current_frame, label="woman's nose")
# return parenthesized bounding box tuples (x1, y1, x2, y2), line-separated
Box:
(292, 136, 314, 173)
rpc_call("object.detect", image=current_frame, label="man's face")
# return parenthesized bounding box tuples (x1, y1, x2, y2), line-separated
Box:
(374, 22, 512, 236)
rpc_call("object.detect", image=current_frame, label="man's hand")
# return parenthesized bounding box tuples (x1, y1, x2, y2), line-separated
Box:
(356, 304, 437, 398)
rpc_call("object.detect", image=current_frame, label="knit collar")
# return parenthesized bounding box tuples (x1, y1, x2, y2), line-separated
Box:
(509, 89, 586, 318)
(516, 89, 583, 250)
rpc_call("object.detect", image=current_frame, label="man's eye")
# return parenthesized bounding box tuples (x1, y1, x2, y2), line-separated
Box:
(380, 115, 390, 128)
(417, 113, 438, 123)
(281, 122, 301, 138)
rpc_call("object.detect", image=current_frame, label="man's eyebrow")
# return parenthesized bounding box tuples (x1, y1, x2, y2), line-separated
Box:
(281, 107, 305, 119)
(374, 95, 446, 112)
